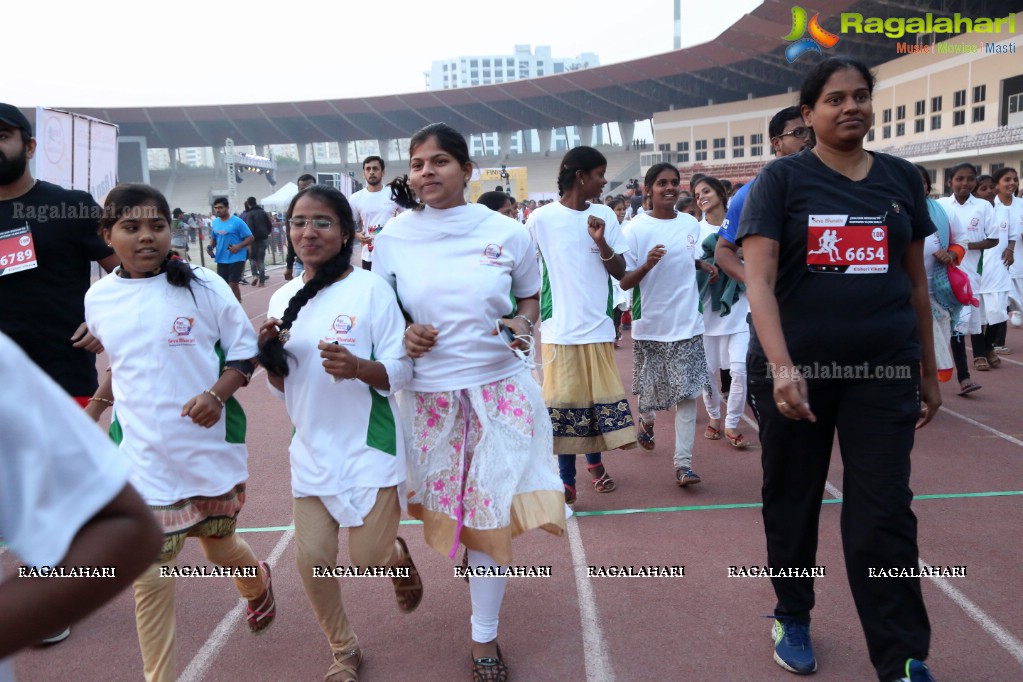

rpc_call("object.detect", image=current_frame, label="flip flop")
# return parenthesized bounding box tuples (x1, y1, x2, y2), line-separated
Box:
(725, 431, 749, 449)
(957, 381, 981, 396)
(704, 424, 722, 440)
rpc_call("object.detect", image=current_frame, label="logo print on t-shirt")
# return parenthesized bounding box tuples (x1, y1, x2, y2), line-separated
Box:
(483, 244, 503, 259)
(332, 315, 355, 334)
(172, 317, 194, 336)
(971, 217, 980, 227)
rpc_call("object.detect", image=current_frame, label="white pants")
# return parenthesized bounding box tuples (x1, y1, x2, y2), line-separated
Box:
(702, 330, 749, 429)
(468, 549, 508, 643)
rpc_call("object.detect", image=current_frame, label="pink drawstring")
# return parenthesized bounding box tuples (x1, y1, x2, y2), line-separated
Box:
(449, 389, 473, 559)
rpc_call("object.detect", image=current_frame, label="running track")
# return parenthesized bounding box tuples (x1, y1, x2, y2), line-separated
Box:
(8, 262, 1023, 681)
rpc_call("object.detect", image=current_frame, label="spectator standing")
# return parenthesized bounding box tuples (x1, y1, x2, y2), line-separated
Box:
(244, 196, 273, 287)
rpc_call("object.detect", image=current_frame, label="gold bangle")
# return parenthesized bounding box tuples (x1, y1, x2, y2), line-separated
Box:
(221, 365, 252, 385)
(353, 357, 361, 381)
(599, 250, 615, 262)
(204, 389, 225, 408)
(89, 397, 114, 406)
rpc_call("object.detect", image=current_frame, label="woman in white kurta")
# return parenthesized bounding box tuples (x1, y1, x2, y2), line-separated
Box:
(694, 176, 751, 448)
(992, 167, 1022, 351)
(257, 184, 421, 682)
(85, 184, 273, 682)
(375, 123, 565, 681)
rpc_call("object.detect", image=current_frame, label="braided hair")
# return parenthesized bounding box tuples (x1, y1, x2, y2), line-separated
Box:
(99, 184, 200, 297)
(257, 185, 356, 377)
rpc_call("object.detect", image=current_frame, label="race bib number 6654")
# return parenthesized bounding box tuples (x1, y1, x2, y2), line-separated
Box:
(807, 216, 888, 274)
(0, 225, 39, 276)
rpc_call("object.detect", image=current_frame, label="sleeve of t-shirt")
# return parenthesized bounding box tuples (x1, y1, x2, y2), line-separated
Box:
(205, 271, 258, 361)
(509, 227, 541, 299)
(72, 192, 115, 262)
(349, 194, 364, 229)
(737, 163, 787, 246)
(370, 280, 413, 397)
(233, 216, 253, 239)
(719, 183, 750, 245)
(981, 203, 999, 240)
(0, 333, 131, 568)
(1012, 204, 1023, 242)
(624, 222, 641, 271)
(525, 210, 539, 246)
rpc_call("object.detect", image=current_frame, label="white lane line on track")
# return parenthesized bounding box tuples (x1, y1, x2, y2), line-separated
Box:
(742, 413, 1023, 664)
(920, 558, 1023, 666)
(177, 527, 294, 682)
(939, 406, 1023, 448)
(566, 515, 615, 682)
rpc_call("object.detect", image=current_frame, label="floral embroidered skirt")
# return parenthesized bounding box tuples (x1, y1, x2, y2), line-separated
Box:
(400, 370, 566, 565)
(149, 483, 246, 562)
(632, 336, 710, 414)
(541, 342, 637, 454)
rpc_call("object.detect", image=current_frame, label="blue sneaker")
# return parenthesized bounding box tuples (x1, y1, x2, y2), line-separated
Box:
(893, 658, 935, 682)
(772, 618, 818, 674)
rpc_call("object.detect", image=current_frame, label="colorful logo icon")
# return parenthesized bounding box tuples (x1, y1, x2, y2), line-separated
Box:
(483, 243, 503, 259)
(332, 315, 355, 334)
(171, 317, 194, 336)
(783, 6, 840, 62)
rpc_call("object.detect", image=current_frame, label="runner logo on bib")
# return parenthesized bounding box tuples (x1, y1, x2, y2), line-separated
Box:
(0, 224, 39, 276)
(807, 214, 888, 274)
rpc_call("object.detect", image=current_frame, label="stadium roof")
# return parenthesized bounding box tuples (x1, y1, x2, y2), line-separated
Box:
(53, 0, 1023, 149)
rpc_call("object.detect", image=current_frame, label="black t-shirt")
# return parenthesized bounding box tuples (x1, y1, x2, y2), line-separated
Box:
(245, 207, 272, 241)
(0, 180, 113, 395)
(737, 150, 934, 379)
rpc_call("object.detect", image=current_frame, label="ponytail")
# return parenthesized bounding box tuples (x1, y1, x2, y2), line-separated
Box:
(389, 175, 421, 210)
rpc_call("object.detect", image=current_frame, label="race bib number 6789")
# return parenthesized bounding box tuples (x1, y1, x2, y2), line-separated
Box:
(0, 225, 39, 276)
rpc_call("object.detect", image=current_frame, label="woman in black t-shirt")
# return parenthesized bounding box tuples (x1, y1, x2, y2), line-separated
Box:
(737, 57, 939, 682)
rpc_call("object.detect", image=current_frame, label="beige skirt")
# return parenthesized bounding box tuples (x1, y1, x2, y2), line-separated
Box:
(541, 342, 637, 454)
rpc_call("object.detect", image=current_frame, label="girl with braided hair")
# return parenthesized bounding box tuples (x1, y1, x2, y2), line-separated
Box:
(84, 184, 274, 682)
(257, 184, 421, 682)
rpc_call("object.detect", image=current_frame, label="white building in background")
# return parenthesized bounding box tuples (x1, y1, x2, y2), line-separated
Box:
(428, 45, 604, 157)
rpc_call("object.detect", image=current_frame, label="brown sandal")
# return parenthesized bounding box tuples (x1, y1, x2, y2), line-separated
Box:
(245, 561, 276, 634)
(391, 537, 423, 613)
(472, 644, 508, 682)
(637, 418, 656, 451)
(326, 646, 363, 682)
(704, 423, 722, 440)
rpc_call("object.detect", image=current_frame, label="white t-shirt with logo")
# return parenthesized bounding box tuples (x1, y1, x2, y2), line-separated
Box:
(995, 195, 1023, 280)
(937, 195, 998, 286)
(526, 201, 629, 345)
(374, 203, 540, 392)
(85, 267, 257, 505)
(922, 203, 968, 284)
(267, 269, 411, 497)
(623, 213, 704, 342)
(699, 219, 749, 336)
(0, 332, 131, 682)
(349, 187, 403, 263)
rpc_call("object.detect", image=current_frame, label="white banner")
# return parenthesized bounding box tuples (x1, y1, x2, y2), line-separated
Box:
(33, 107, 118, 204)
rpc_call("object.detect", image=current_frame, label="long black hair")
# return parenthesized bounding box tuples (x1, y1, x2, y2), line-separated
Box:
(99, 184, 198, 293)
(257, 185, 356, 377)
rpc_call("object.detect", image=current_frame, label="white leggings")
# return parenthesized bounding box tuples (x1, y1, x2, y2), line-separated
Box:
(702, 330, 749, 429)
(467, 549, 508, 643)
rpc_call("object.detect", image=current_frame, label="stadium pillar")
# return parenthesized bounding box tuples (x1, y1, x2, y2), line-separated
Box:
(297, 143, 309, 168)
(579, 125, 594, 148)
(539, 129, 553, 156)
(619, 121, 635, 149)
(169, 148, 179, 170)
(339, 141, 350, 166)
(499, 131, 512, 159)
(376, 139, 390, 161)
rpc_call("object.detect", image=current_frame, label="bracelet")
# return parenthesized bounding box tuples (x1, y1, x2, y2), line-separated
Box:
(514, 315, 535, 335)
(204, 389, 225, 408)
(353, 357, 361, 381)
(89, 397, 114, 406)
(221, 365, 253, 385)
(599, 250, 616, 262)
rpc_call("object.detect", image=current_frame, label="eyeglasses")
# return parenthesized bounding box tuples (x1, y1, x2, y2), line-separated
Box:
(288, 218, 335, 230)
(775, 126, 810, 140)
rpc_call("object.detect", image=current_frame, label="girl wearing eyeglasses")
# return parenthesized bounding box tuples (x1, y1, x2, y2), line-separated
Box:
(84, 184, 274, 682)
(738, 57, 939, 681)
(257, 185, 422, 682)
(375, 123, 565, 681)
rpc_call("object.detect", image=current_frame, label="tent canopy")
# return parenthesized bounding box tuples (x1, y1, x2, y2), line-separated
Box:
(260, 182, 298, 210)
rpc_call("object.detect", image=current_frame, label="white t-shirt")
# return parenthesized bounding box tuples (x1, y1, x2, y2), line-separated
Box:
(267, 269, 411, 497)
(0, 333, 131, 682)
(85, 267, 257, 505)
(526, 201, 629, 345)
(978, 200, 1016, 294)
(699, 219, 749, 336)
(923, 201, 968, 284)
(374, 203, 540, 392)
(349, 187, 403, 263)
(937, 195, 998, 286)
(623, 213, 704, 341)
(995, 195, 1023, 279)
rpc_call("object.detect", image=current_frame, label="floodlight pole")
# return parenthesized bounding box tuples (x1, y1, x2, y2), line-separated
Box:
(225, 138, 238, 207)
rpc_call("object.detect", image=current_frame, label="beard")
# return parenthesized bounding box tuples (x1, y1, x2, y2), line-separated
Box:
(0, 145, 28, 186)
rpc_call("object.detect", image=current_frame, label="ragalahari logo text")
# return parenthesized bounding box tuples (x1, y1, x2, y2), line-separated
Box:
(783, 6, 840, 62)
